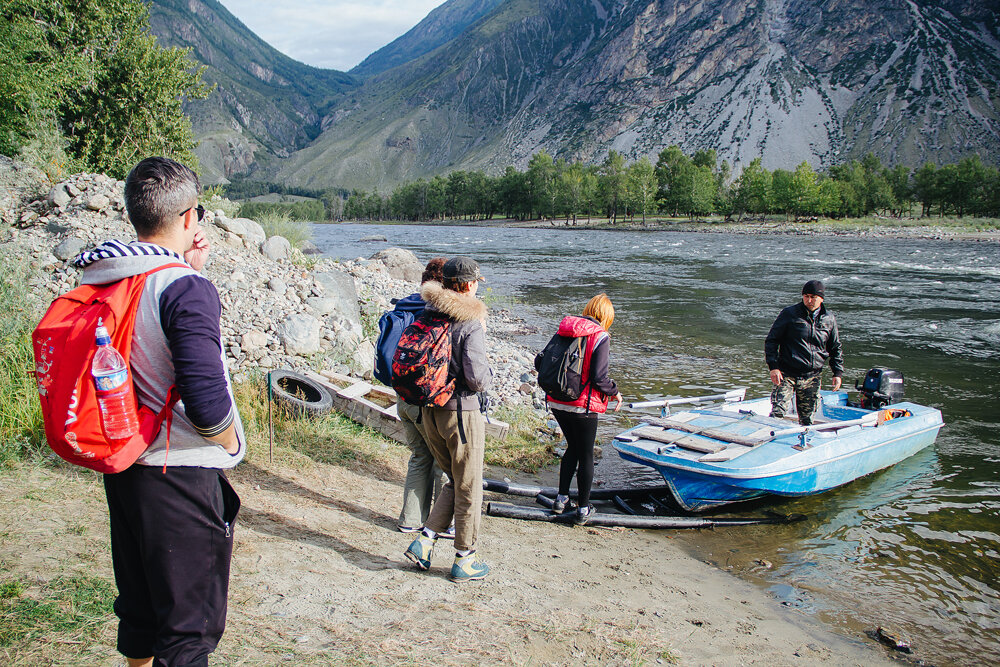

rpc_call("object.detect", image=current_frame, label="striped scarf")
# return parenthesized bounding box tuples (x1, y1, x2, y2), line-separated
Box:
(73, 239, 185, 268)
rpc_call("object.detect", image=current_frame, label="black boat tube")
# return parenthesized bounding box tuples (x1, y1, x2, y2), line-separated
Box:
(486, 502, 790, 528)
(483, 478, 672, 501)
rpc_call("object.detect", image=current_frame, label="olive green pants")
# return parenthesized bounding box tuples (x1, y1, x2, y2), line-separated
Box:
(420, 406, 485, 553)
(396, 398, 447, 529)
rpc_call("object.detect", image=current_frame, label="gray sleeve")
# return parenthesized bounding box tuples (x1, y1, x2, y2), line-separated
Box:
(460, 321, 492, 392)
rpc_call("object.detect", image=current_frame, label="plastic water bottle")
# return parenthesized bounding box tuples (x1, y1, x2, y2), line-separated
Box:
(92, 321, 138, 441)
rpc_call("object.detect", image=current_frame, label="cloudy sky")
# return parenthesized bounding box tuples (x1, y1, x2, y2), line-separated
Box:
(217, 0, 449, 71)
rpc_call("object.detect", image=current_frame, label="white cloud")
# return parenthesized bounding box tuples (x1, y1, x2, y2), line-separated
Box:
(217, 0, 449, 71)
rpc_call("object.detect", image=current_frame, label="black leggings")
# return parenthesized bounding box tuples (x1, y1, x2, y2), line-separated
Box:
(553, 409, 599, 508)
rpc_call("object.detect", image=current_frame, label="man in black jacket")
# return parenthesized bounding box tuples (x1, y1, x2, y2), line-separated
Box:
(765, 280, 844, 425)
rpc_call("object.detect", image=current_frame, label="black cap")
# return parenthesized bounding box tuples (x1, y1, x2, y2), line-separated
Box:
(443, 256, 485, 283)
(802, 280, 825, 298)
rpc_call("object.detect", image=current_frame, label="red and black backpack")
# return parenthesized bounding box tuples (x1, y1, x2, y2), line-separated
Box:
(390, 311, 454, 407)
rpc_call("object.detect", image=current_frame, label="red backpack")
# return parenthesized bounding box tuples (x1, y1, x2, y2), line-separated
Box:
(391, 312, 454, 407)
(32, 264, 184, 473)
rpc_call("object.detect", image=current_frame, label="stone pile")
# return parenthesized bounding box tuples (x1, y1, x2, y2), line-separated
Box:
(0, 159, 546, 413)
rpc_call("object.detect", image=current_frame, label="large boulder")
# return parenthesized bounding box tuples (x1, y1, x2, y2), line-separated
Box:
(278, 314, 321, 356)
(370, 247, 423, 283)
(215, 216, 266, 245)
(306, 297, 340, 316)
(261, 235, 291, 261)
(239, 218, 266, 244)
(214, 216, 247, 237)
(313, 270, 362, 324)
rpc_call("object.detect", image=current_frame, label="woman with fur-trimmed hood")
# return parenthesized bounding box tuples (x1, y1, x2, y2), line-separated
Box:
(404, 257, 493, 583)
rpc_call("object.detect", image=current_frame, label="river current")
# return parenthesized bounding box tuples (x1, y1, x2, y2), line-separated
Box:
(313, 222, 999, 666)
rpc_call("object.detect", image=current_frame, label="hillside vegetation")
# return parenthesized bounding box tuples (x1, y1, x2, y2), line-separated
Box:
(339, 148, 1000, 224)
(1, 0, 209, 180)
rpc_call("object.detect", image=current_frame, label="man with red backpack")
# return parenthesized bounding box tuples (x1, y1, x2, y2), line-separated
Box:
(400, 257, 493, 582)
(75, 157, 244, 666)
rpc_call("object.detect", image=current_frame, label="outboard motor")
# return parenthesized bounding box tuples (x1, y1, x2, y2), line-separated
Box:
(856, 368, 904, 410)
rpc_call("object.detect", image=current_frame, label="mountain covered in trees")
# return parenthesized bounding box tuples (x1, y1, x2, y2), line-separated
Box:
(150, 0, 1000, 190)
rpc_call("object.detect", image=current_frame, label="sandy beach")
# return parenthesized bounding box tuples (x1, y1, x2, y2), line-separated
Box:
(1, 443, 905, 666)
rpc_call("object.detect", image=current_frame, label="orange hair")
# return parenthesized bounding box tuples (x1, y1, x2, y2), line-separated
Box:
(583, 293, 615, 331)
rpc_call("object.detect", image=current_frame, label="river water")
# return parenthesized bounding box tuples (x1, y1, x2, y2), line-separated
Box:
(313, 222, 1000, 665)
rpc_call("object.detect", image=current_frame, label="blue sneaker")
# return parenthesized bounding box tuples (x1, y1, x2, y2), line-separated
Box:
(404, 535, 436, 570)
(450, 552, 489, 582)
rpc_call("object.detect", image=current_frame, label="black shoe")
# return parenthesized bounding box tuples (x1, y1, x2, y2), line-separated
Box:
(574, 505, 594, 525)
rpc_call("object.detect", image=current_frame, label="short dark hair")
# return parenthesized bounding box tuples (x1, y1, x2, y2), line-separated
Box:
(421, 257, 447, 284)
(124, 157, 199, 237)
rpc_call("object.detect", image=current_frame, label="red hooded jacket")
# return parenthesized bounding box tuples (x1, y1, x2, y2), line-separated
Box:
(543, 315, 614, 414)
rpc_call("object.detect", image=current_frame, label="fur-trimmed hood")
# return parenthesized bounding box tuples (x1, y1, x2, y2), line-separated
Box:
(420, 281, 487, 322)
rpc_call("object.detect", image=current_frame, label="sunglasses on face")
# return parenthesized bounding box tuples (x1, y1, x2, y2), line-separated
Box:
(180, 204, 206, 221)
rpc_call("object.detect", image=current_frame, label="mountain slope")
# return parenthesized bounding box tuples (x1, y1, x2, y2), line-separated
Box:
(274, 0, 1000, 191)
(148, 0, 357, 184)
(350, 0, 505, 78)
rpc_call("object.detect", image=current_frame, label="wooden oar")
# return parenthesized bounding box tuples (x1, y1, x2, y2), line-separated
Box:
(628, 388, 747, 412)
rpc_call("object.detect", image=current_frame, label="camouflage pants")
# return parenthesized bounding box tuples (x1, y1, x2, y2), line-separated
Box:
(770, 374, 822, 426)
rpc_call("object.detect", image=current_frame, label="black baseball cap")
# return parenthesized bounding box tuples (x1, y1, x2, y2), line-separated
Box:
(443, 256, 486, 283)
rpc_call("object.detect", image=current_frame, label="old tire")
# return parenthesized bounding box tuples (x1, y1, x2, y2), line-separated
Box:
(268, 370, 333, 417)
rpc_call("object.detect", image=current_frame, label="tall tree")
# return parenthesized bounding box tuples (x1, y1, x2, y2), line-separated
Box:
(626, 157, 657, 224)
(599, 151, 627, 224)
(734, 158, 772, 218)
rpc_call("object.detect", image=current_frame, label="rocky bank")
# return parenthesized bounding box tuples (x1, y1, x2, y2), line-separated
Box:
(0, 157, 545, 413)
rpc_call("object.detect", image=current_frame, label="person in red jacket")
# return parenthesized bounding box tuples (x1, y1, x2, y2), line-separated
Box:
(536, 293, 623, 524)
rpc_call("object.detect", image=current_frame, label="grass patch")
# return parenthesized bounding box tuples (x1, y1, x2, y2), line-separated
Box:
(0, 575, 115, 653)
(252, 209, 313, 249)
(486, 404, 556, 472)
(0, 260, 46, 468)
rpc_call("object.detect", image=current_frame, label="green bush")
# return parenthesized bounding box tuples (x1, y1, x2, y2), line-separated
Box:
(1, 0, 210, 178)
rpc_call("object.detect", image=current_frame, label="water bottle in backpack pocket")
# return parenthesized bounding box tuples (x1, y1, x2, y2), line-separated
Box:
(91, 321, 139, 441)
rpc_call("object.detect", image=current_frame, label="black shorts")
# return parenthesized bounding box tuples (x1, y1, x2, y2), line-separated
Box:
(104, 465, 240, 666)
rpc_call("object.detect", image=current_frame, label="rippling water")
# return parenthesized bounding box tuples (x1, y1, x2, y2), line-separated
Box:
(315, 223, 1000, 665)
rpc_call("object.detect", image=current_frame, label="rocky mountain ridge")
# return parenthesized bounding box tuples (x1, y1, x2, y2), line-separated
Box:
(147, 0, 356, 185)
(151, 0, 1000, 190)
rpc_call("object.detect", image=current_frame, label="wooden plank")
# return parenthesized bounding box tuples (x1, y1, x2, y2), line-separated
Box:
(698, 446, 753, 462)
(633, 427, 726, 454)
(645, 417, 771, 447)
(306, 371, 510, 441)
(336, 382, 373, 399)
